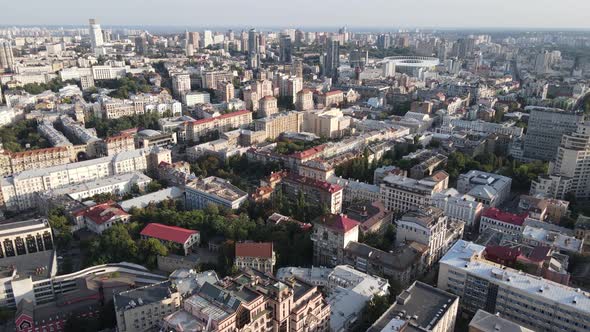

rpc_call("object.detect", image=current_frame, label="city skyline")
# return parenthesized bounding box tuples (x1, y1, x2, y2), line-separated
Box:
(2, 0, 590, 29)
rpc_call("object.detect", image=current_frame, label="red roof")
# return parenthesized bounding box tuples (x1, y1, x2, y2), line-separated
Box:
(484, 246, 520, 265)
(291, 145, 326, 159)
(140, 223, 198, 244)
(75, 202, 130, 225)
(286, 173, 342, 193)
(317, 214, 359, 233)
(324, 90, 343, 97)
(235, 242, 273, 258)
(482, 208, 527, 226)
(189, 110, 250, 126)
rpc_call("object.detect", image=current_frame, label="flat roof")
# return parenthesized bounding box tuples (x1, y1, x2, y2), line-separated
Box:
(441, 240, 590, 314)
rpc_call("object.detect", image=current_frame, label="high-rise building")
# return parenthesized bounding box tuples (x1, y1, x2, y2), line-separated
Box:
(324, 38, 340, 80)
(531, 122, 590, 200)
(535, 51, 551, 75)
(134, 34, 148, 55)
(248, 28, 260, 69)
(279, 33, 292, 63)
(171, 73, 191, 98)
(202, 30, 213, 48)
(523, 106, 584, 161)
(0, 41, 15, 72)
(88, 19, 104, 51)
(377, 34, 390, 50)
(188, 31, 200, 49)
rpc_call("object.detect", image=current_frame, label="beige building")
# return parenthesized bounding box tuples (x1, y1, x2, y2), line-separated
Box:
(100, 133, 135, 156)
(258, 96, 278, 117)
(296, 89, 314, 111)
(162, 269, 330, 332)
(380, 170, 449, 213)
(114, 281, 181, 332)
(311, 214, 359, 267)
(0, 218, 53, 259)
(234, 242, 276, 274)
(0, 146, 74, 177)
(171, 73, 191, 97)
(303, 108, 352, 139)
(187, 110, 252, 142)
(216, 81, 234, 103)
(317, 90, 344, 107)
(254, 111, 303, 140)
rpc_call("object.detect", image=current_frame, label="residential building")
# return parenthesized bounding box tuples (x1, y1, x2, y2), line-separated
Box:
(185, 176, 247, 210)
(432, 188, 484, 229)
(523, 107, 583, 161)
(345, 200, 394, 234)
(367, 281, 459, 332)
(234, 242, 276, 274)
(396, 207, 464, 268)
(468, 309, 534, 332)
(186, 110, 252, 142)
(162, 269, 330, 332)
(183, 91, 210, 106)
(457, 170, 512, 207)
(281, 174, 343, 213)
(311, 213, 359, 267)
(479, 208, 528, 235)
(327, 176, 381, 204)
(72, 202, 131, 234)
(0, 146, 73, 177)
(296, 89, 314, 111)
(48, 172, 151, 202)
(259, 96, 279, 117)
(140, 223, 200, 256)
(114, 281, 181, 332)
(521, 225, 583, 254)
(317, 90, 344, 107)
(438, 240, 590, 332)
(100, 132, 135, 156)
(380, 170, 449, 213)
(344, 241, 428, 286)
(171, 73, 191, 98)
(216, 81, 234, 103)
(254, 111, 303, 140)
(303, 108, 352, 139)
(531, 122, 590, 200)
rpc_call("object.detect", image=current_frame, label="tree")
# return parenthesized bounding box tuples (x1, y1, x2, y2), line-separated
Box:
(138, 238, 168, 269)
(146, 180, 163, 193)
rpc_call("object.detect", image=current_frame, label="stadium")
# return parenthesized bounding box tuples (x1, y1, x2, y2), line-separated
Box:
(380, 56, 440, 76)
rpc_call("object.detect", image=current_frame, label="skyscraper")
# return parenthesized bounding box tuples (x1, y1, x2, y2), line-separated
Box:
(248, 29, 260, 69)
(324, 38, 340, 80)
(0, 41, 15, 72)
(88, 19, 104, 52)
(203, 30, 213, 48)
(377, 34, 391, 50)
(279, 34, 292, 63)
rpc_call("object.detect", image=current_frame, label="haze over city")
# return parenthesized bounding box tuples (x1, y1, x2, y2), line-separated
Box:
(2, 0, 590, 29)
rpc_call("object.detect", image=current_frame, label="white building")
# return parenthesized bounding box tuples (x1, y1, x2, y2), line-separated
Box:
(457, 170, 512, 207)
(183, 91, 210, 106)
(431, 188, 483, 228)
(380, 170, 449, 213)
(185, 176, 247, 210)
(438, 240, 590, 332)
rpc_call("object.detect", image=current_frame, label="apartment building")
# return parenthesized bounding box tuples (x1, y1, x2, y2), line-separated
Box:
(234, 242, 276, 274)
(185, 176, 247, 210)
(311, 213, 359, 267)
(531, 122, 590, 200)
(523, 107, 583, 161)
(171, 73, 191, 97)
(438, 240, 590, 332)
(37, 120, 72, 147)
(183, 91, 210, 106)
(186, 110, 252, 142)
(162, 269, 330, 332)
(479, 208, 528, 236)
(368, 281, 459, 332)
(469, 309, 534, 332)
(396, 207, 464, 268)
(432, 188, 484, 229)
(281, 173, 343, 214)
(49, 172, 151, 202)
(457, 170, 512, 207)
(100, 132, 136, 156)
(114, 281, 181, 332)
(380, 170, 449, 213)
(254, 111, 303, 140)
(0, 147, 170, 210)
(316, 90, 344, 107)
(296, 89, 314, 111)
(303, 108, 352, 139)
(258, 96, 279, 117)
(0, 146, 74, 177)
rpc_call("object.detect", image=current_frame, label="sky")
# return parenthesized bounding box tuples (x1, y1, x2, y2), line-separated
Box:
(2, 0, 590, 30)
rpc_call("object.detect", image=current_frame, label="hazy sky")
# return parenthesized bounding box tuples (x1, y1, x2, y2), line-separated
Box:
(3, 0, 590, 29)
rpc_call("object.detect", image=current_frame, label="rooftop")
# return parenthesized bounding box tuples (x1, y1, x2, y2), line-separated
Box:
(235, 242, 274, 259)
(482, 208, 528, 226)
(114, 280, 176, 311)
(469, 309, 534, 332)
(315, 214, 359, 233)
(367, 281, 458, 332)
(441, 240, 590, 313)
(140, 223, 198, 244)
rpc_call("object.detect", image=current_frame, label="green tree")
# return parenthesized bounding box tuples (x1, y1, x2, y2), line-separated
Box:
(138, 238, 168, 269)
